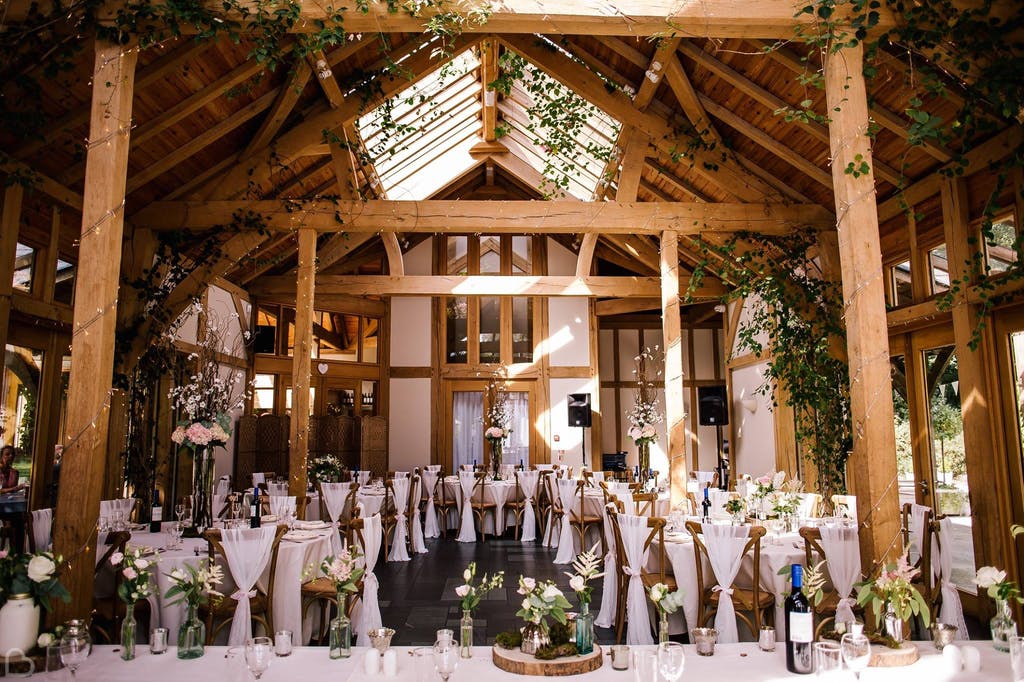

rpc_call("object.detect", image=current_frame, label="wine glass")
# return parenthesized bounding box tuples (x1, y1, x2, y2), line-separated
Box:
(244, 637, 273, 679)
(175, 502, 186, 523)
(657, 642, 685, 682)
(59, 620, 91, 680)
(840, 633, 871, 680)
(433, 636, 460, 682)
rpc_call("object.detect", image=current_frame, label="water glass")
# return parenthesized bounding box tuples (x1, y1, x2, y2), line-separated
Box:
(412, 647, 435, 682)
(839, 632, 871, 679)
(1011, 635, 1024, 682)
(813, 641, 842, 677)
(274, 630, 293, 656)
(245, 636, 273, 679)
(657, 642, 686, 682)
(632, 650, 657, 682)
(150, 628, 169, 654)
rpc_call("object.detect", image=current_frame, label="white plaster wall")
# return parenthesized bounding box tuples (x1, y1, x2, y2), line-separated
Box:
(692, 329, 717, 380)
(598, 330, 615, 382)
(388, 378, 432, 471)
(731, 361, 776, 477)
(731, 296, 769, 357)
(548, 298, 589, 366)
(389, 298, 431, 366)
(404, 239, 432, 275)
(547, 238, 577, 276)
(549, 377, 597, 467)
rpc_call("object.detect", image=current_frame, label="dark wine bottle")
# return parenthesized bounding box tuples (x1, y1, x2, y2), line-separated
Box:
(250, 486, 262, 528)
(701, 485, 711, 521)
(149, 486, 162, 533)
(785, 564, 814, 674)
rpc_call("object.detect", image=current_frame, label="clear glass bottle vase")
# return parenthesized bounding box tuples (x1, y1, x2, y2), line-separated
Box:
(120, 602, 137, 661)
(330, 592, 352, 659)
(991, 598, 1018, 652)
(576, 602, 594, 654)
(659, 610, 670, 644)
(177, 602, 206, 659)
(460, 609, 474, 658)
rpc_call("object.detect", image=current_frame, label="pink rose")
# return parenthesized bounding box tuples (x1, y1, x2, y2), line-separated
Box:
(122, 567, 137, 580)
(185, 422, 213, 446)
(170, 426, 186, 445)
(756, 475, 771, 485)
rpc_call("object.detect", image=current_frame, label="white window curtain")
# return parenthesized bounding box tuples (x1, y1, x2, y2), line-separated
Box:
(505, 392, 530, 467)
(453, 392, 483, 471)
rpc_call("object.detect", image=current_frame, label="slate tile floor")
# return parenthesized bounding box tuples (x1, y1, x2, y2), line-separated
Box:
(374, 536, 619, 646)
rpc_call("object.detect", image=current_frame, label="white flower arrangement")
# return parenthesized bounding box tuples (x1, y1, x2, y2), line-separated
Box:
(318, 543, 364, 595)
(974, 565, 1023, 603)
(164, 559, 224, 607)
(110, 547, 156, 604)
(516, 576, 572, 626)
(455, 561, 504, 612)
(626, 347, 664, 446)
(564, 543, 603, 606)
(647, 582, 684, 615)
(484, 370, 512, 443)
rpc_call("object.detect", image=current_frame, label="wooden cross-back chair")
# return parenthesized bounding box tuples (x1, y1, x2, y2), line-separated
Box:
(91, 530, 152, 643)
(633, 492, 658, 517)
(536, 470, 556, 541)
(565, 478, 604, 553)
(685, 521, 774, 636)
(200, 524, 287, 644)
(605, 504, 673, 644)
(301, 508, 366, 644)
(261, 494, 311, 520)
(433, 467, 458, 540)
(466, 471, 497, 541)
(319, 481, 360, 538)
(798, 526, 865, 637)
(543, 473, 565, 545)
(504, 472, 528, 540)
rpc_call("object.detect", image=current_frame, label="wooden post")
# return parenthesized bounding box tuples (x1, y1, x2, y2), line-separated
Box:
(0, 185, 24, 355)
(941, 176, 1013, 595)
(289, 227, 316, 496)
(52, 38, 137, 621)
(660, 231, 688, 503)
(825, 42, 901, 570)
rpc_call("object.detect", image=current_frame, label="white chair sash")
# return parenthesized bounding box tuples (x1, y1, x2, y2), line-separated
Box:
(535, 464, 554, 471)
(819, 525, 862, 627)
(267, 482, 288, 497)
(936, 517, 969, 638)
(388, 478, 411, 562)
(269, 496, 296, 518)
(701, 523, 750, 644)
(619, 514, 654, 645)
(355, 514, 383, 646)
(456, 472, 477, 543)
(410, 477, 427, 554)
(500, 464, 515, 480)
(100, 498, 135, 518)
(426, 465, 442, 472)
(607, 481, 630, 492)
(212, 494, 229, 519)
(554, 479, 579, 564)
(594, 503, 617, 629)
(356, 471, 371, 486)
(220, 526, 276, 645)
(797, 493, 821, 519)
(31, 508, 52, 551)
(518, 471, 539, 543)
(908, 503, 931, 566)
(695, 471, 716, 487)
(393, 471, 410, 479)
(252, 473, 266, 487)
(215, 476, 231, 496)
(590, 471, 605, 485)
(709, 490, 732, 518)
(614, 491, 635, 515)
(421, 470, 440, 539)
(321, 483, 350, 555)
(459, 464, 475, 472)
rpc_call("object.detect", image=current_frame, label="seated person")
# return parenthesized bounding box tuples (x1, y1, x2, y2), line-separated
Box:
(0, 445, 27, 495)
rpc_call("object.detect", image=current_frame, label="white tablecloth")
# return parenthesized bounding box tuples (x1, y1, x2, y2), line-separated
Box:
(653, 528, 804, 638)
(124, 526, 333, 645)
(35, 643, 1004, 681)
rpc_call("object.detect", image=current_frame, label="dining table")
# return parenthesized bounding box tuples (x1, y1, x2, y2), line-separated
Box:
(101, 522, 334, 645)
(27, 642, 1006, 681)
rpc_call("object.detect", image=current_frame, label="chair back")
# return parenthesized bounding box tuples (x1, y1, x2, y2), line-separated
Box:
(633, 492, 657, 517)
(685, 521, 768, 634)
(202, 524, 287, 637)
(29, 508, 52, 552)
(797, 493, 822, 518)
(267, 481, 289, 497)
(471, 471, 488, 505)
(831, 494, 857, 518)
(407, 475, 422, 518)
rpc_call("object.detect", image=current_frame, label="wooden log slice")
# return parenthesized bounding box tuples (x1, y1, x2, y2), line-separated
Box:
(492, 645, 604, 676)
(868, 642, 919, 667)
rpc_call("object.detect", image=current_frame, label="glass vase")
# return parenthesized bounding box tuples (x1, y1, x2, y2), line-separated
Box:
(329, 593, 351, 659)
(883, 603, 905, 646)
(576, 602, 594, 655)
(491, 441, 503, 480)
(638, 441, 651, 490)
(658, 610, 670, 644)
(120, 602, 137, 661)
(189, 445, 216, 533)
(460, 609, 474, 658)
(177, 602, 206, 659)
(992, 598, 1018, 652)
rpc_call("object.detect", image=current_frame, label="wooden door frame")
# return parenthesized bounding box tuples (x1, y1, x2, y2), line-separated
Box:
(992, 304, 1024, 601)
(441, 378, 538, 473)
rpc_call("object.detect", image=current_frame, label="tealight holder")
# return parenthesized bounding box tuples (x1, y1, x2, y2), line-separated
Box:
(758, 626, 776, 652)
(692, 627, 718, 656)
(610, 644, 630, 670)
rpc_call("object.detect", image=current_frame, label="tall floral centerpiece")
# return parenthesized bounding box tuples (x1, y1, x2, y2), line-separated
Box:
(647, 582, 684, 643)
(856, 549, 930, 645)
(308, 453, 344, 485)
(484, 370, 512, 479)
(626, 347, 663, 490)
(315, 544, 364, 659)
(455, 561, 504, 658)
(109, 548, 156, 660)
(974, 566, 1023, 651)
(164, 559, 223, 659)
(168, 307, 248, 533)
(565, 544, 603, 654)
(0, 550, 69, 655)
(516, 577, 572, 655)
(750, 470, 787, 519)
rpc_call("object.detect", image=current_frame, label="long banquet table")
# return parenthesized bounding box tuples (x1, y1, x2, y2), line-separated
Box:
(31, 643, 1007, 681)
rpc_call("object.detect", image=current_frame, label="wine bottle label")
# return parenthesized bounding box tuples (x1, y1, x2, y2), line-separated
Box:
(152, 507, 162, 522)
(789, 612, 813, 643)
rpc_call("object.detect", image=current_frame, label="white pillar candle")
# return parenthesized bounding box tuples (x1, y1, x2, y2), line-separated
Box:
(364, 649, 381, 675)
(382, 649, 398, 677)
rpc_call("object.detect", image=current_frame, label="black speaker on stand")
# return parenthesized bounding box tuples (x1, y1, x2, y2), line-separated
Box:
(697, 385, 730, 489)
(568, 393, 592, 467)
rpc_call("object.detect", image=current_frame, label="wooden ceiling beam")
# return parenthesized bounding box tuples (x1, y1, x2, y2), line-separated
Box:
(480, 39, 500, 143)
(250, 274, 728, 298)
(135, 199, 837, 233)
(0, 158, 83, 211)
(243, 59, 313, 157)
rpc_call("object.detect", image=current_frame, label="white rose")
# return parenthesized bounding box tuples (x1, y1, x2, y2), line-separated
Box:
(455, 585, 470, 597)
(650, 583, 667, 602)
(109, 552, 124, 566)
(522, 577, 536, 591)
(135, 559, 149, 570)
(463, 569, 472, 581)
(569, 575, 585, 592)
(37, 633, 55, 648)
(27, 555, 56, 583)
(975, 566, 1007, 589)
(542, 584, 562, 601)
(521, 598, 532, 611)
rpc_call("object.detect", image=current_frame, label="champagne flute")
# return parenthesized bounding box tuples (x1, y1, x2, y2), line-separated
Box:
(244, 636, 273, 679)
(657, 642, 685, 682)
(840, 633, 871, 680)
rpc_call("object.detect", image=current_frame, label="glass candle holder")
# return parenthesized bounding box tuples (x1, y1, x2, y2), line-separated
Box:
(758, 626, 776, 652)
(611, 644, 630, 670)
(692, 627, 717, 656)
(150, 628, 168, 655)
(274, 630, 293, 657)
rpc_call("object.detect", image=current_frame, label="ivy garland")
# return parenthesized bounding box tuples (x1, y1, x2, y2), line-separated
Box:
(686, 232, 852, 503)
